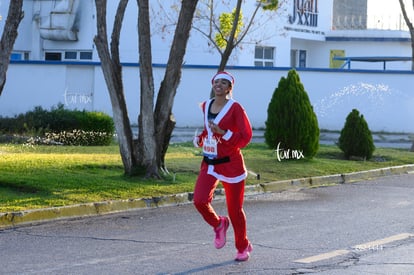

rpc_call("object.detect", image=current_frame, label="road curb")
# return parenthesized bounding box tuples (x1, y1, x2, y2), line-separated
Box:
(1, 164, 414, 229)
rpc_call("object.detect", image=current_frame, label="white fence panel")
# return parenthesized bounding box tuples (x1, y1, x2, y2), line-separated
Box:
(2, 63, 413, 133)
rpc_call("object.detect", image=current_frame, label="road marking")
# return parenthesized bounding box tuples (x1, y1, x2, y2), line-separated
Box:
(294, 250, 349, 264)
(294, 233, 414, 264)
(352, 233, 414, 251)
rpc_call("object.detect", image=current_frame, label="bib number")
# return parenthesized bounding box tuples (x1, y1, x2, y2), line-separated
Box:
(203, 137, 218, 158)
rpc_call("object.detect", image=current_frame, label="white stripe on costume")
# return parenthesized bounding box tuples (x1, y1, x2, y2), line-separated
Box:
(204, 99, 213, 138)
(214, 99, 234, 124)
(207, 165, 248, 183)
(204, 98, 235, 127)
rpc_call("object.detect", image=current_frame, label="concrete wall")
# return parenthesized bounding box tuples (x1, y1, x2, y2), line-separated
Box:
(2, 62, 414, 133)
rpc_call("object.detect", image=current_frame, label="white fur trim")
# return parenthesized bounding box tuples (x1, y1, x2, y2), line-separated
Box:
(213, 73, 234, 85)
(207, 165, 247, 183)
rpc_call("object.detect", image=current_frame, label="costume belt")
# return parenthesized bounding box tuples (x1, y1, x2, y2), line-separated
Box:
(203, 156, 230, 165)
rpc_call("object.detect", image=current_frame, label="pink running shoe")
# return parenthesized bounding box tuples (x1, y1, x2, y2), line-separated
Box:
(214, 216, 229, 249)
(235, 242, 253, 261)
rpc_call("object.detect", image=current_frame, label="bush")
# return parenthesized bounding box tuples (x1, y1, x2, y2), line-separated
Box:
(338, 109, 375, 160)
(0, 104, 115, 146)
(38, 130, 113, 146)
(264, 70, 319, 158)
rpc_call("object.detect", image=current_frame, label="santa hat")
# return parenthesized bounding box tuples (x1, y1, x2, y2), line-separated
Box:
(211, 71, 235, 86)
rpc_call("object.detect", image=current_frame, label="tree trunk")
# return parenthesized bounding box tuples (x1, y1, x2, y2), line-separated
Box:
(411, 33, 414, 71)
(219, 0, 242, 71)
(0, 0, 24, 95)
(398, 0, 414, 151)
(398, 0, 414, 70)
(154, 0, 199, 170)
(94, 0, 139, 175)
(209, 0, 243, 98)
(137, 0, 159, 178)
(95, 0, 198, 177)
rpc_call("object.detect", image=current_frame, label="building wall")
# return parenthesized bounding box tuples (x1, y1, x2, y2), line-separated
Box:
(1, 1, 414, 133)
(2, 62, 414, 133)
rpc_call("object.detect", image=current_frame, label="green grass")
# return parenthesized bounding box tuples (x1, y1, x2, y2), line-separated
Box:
(1, 143, 413, 212)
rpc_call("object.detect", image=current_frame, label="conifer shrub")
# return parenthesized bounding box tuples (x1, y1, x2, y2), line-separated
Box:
(264, 70, 319, 158)
(338, 109, 375, 160)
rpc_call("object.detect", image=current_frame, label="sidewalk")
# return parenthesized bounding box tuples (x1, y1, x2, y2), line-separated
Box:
(1, 163, 414, 229)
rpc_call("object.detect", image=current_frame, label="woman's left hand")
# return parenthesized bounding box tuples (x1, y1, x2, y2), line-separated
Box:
(209, 121, 226, 135)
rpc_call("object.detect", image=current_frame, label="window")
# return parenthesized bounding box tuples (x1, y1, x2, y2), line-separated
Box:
(64, 51, 77, 59)
(299, 50, 306, 68)
(45, 51, 93, 61)
(64, 51, 92, 60)
(254, 46, 274, 67)
(45, 52, 62, 61)
(10, 52, 29, 61)
(79, 51, 92, 60)
(290, 49, 307, 68)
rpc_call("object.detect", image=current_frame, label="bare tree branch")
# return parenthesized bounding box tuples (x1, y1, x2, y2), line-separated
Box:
(398, 0, 414, 71)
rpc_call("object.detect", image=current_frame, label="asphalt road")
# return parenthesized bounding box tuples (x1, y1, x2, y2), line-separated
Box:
(1, 174, 413, 274)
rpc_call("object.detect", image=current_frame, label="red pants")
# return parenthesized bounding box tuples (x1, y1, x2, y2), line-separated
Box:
(193, 164, 249, 252)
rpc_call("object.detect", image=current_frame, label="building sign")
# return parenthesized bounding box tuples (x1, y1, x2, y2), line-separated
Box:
(288, 0, 318, 27)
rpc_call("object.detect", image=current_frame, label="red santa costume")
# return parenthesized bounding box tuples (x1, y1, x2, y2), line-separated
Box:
(193, 71, 253, 261)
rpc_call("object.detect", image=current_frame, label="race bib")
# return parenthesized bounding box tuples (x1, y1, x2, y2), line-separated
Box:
(202, 137, 218, 158)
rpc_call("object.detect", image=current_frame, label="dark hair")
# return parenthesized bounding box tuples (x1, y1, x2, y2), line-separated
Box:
(224, 79, 232, 88)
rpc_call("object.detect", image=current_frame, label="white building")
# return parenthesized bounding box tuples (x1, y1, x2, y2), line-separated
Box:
(1, 0, 411, 68)
(1, 0, 414, 132)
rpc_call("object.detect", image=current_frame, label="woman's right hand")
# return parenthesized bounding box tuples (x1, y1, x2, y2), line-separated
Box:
(193, 136, 200, 147)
